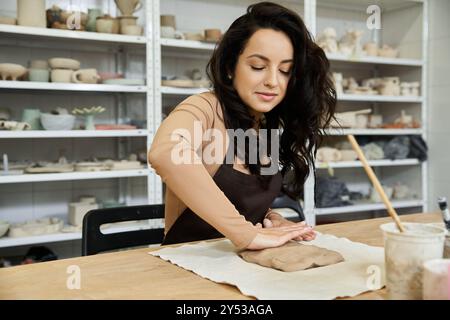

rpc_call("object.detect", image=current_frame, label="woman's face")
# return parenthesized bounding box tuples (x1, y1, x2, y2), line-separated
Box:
(232, 28, 294, 119)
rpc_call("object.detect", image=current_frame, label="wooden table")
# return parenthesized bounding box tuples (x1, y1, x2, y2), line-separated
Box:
(0, 212, 442, 300)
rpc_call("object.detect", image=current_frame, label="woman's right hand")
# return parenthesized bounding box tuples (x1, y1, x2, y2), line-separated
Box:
(245, 224, 314, 250)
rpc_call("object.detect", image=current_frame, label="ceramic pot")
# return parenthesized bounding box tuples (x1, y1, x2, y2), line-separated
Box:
(379, 77, 400, 96)
(119, 15, 137, 32)
(28, 69, 50, 82)
(0, 63, 27, 81)
(115, 0, 142, 16)
(17, 0, 46, 28)
(204, 29, 222, 42)
(96, 16, 119, 34)
(121, 25, 143, 36)
(160, 15, 175, 28)
(21, 109, 42, 130)
(51, 69, 73, 83)
(72, 69, 100, 84)
(86, 8, 102, 32)
(0, 16, 17, 25)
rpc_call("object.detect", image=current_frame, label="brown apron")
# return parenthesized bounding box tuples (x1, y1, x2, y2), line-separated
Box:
(162, 159, 283, 245)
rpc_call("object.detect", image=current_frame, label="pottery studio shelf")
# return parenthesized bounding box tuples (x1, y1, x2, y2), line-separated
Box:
(0, 130, 148, 138)
(316, 159, 421, 169)
(0, 219, 164, 248)
(338, 94, 423, 103)
(0, 169, 151, 184)
(160, 86, 423, 103)
(314, 199, 424, 216)
(0, 24, 147, 45)
(0, 81, 147, 93)
(326, 53, 423, 67)
(160, 38, 424, 67)
(325, 128, 423, 135)
(160, 86, 209, 96)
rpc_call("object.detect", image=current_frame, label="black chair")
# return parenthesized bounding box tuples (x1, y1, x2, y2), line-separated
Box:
(270, 193, 305, 221)
(82, 204, 165, 256)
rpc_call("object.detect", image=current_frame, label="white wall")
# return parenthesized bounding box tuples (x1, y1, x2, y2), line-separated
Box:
(427, 0, 450, 211)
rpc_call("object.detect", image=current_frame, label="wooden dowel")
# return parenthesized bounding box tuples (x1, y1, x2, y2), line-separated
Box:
(347, 135, 405, 232)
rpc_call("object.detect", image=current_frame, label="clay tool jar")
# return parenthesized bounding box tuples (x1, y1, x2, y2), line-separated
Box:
(347, 134, 447, 299)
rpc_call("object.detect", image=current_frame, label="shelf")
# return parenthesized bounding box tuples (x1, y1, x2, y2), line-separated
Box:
(325, 128, 423, 135)
(0, 24, 147, 44)
(316, 159, 420, 169)
(0, 219, 164, 248)
(317, 0, 422, 12)
(160, 38, 216, 51)
(327, 53, 423, 67)
(160, 86, 209, 96)
(0, 169, 151, 184)
(315, 200, 424, 215)
(338, 94, 423, 103)
(0, 130, 148, 138)
(160, 86, 421, 102)
(0, 81, 147, 93)
(159, 38, 423, 68)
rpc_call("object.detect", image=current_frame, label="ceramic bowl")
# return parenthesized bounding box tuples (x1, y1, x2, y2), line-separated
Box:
(48, 57, 81, 70)
(0, 220, 9, 238)
(40, 113, 75, 130)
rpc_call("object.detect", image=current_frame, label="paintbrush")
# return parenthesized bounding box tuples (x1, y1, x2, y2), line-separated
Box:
(347, 135, 406, 232)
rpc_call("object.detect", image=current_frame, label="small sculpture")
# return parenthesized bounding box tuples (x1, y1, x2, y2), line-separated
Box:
(72, 106, 106, 130)
(338, 30, 364, 57)
(0, 120, 31, 131)
(316, 28, 338, 54)
(378, 44, 398, 58)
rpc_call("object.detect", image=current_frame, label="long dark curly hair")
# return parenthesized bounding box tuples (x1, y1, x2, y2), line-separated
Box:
(206, 2, 336, 200)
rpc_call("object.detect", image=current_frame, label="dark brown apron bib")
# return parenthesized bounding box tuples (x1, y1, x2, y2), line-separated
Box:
(162, 160, 283, 245)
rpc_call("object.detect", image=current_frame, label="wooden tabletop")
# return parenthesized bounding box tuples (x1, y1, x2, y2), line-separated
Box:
(0, 212, 442, 300)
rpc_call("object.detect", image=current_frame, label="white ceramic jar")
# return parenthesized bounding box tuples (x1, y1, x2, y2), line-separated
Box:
(17, 0, 46, 28)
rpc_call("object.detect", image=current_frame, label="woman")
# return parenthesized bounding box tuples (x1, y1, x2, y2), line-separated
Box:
(148, 2, 336, 250)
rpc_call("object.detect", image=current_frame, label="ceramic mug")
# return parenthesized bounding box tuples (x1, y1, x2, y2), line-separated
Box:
(72, 68, 100, 84)
(28, 68, 49, 82)
(119, 15, 138, 33)
(21, 108, 42, 130)
(121, 25, 143, 36)
(51, 69, 73, 83)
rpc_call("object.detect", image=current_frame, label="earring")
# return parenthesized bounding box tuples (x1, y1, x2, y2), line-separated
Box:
(227, 74, 232, 79)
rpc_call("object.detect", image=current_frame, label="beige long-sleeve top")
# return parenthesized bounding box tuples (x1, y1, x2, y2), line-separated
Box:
(148, 92, 259, 249)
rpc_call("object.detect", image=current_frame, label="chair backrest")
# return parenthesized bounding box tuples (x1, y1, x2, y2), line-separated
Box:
(270, 193, 305, 221)
(82, 204, 165, 256)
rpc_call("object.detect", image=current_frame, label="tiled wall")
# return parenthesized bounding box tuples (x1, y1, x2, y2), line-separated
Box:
(427, 0, 450, 211)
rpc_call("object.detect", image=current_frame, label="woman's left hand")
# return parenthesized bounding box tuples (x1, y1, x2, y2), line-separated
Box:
(261, 211, 316, 241)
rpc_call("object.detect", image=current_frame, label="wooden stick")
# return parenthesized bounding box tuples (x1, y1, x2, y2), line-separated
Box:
(347, 135, 405, 232)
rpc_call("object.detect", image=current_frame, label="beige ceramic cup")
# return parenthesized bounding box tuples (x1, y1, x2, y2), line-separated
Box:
(121, 25, 143, 36)
(51, 69, 73, 83)
(72, 69, 100, 84)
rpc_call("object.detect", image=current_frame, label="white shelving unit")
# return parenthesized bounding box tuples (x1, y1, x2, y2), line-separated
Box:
(0, 0, 157, 252)
(153, 0, 428, 227)
(0, 81, 147, 93)
(0, 0, 429, 254)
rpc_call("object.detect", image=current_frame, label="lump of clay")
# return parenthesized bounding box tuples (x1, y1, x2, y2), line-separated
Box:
(239, 241, 344, 272)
